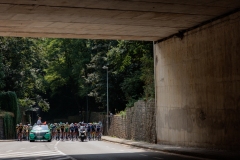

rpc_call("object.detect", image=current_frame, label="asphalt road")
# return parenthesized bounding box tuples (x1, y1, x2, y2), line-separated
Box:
(0, 139, 205, 160)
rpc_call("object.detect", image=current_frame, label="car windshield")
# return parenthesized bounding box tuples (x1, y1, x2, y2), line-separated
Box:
(32, 125, 49, 130)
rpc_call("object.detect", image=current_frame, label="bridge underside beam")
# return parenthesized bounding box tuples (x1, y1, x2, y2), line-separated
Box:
(0, 0, 239, 40)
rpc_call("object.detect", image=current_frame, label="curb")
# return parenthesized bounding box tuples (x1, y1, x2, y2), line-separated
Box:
(101, 138, 216, 160)
(102, 138, 159, 151)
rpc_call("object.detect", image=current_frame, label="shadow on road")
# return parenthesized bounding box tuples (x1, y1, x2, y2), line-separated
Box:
(1, 151, 240, 160)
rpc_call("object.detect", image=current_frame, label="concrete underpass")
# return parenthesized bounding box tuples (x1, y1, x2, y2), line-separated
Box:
(0, 0, 239, 149)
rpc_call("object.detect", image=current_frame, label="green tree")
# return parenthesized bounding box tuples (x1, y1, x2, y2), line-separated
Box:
(0, 37, 49, 111)
(107, 40, 153, 108)
(0, 51, 4, 90)
(44, 38, 94, 117)
(140, 53, 155, 101)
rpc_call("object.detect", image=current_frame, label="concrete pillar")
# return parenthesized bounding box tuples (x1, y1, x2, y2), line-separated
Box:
(155, 11, 240, 149)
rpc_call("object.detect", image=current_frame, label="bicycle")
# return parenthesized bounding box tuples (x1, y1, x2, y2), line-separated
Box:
(75, 131, 79, 141)
(87, 131, 91, 141)
(18, 132, 23, 141)
(91, 131, 96, 140)
(60, 129, 66, 141)
(56, 131, 61, 141)
(69, 131, 74, 141)
(96, 131, 102, 141)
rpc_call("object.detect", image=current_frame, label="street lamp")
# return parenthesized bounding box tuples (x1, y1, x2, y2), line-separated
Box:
(102, 65, 109, 134)
(82, 75, 89, 123)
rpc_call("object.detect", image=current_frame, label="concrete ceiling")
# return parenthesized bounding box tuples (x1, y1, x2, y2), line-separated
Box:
(0, 0, 239, 41)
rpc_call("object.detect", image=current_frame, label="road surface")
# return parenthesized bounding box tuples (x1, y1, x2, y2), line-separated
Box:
(0, 139, 205, 160)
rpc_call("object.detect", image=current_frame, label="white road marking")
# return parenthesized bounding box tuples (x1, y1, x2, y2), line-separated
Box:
(31, 146, 37, 148)
(139, 154, 148, 156)
(120, 150, 124, 152)
(0, 151, 58, 156)
(6, 150, 12, 152)
(20, 148, 25, 150)
(54, 141, 77, 160)
(0, 151, 65, 159)
(112, 148, 115, 149)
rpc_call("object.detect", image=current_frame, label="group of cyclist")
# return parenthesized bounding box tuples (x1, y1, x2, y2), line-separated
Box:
(16, 121, 103, 142)
(16, 123, 31, 141)
(50, 122, 103, 141)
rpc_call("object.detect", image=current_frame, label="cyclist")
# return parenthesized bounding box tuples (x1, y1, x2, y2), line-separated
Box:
(74, 123, 79, 141)
(87, 123, 92, 140)
(25, 125, 29, 140)
(51, 123, 57, 140)
(17, 123, 23, 141)
(50, 123, 53, 133)
(64, 122, 69, 140)
(96, 123, 102, 140)
(23, 125, 27, 140)
(56, 123, 61, 141)
(28, 124, 32, 133)
(69, 123, 75, 141)
(27, 124, 32, 140)
(60, 123, 65, 140)
(91, 123, 96, 140)
(47, 123, 50, 130)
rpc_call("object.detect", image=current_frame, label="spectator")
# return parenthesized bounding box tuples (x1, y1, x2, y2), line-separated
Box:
(110, 112, 113, 118)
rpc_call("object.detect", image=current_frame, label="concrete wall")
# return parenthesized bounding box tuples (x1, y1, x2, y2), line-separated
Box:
(155, 11, 240, 149)
(108, 100, 156, 143)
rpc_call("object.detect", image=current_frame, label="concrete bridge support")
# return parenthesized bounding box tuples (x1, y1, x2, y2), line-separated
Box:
(155, 11, 240, 149)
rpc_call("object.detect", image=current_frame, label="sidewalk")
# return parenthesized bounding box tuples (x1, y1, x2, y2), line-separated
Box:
(102, 136, 240, 160)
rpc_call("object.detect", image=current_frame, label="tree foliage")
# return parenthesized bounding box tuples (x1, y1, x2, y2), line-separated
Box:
(44, 39, 91, 97)
(4, 113, 14, 139)
(0, 52, 4, 89)
(0, 37, 154, 120)
(107, 41, 154, 108)
(0, 91, 20, 138)
(0, 37, 49, 111)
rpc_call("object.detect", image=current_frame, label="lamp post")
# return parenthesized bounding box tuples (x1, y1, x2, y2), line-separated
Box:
(102, 65, 109, 134)
(86, 95, 88, 123)
(82, 75, 89, 123)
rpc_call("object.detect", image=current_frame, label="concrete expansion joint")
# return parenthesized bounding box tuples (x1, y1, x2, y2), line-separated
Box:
(1, 1, 208, 14)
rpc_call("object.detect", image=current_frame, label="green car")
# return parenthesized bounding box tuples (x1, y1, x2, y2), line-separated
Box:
(29, 125, 52, 142)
